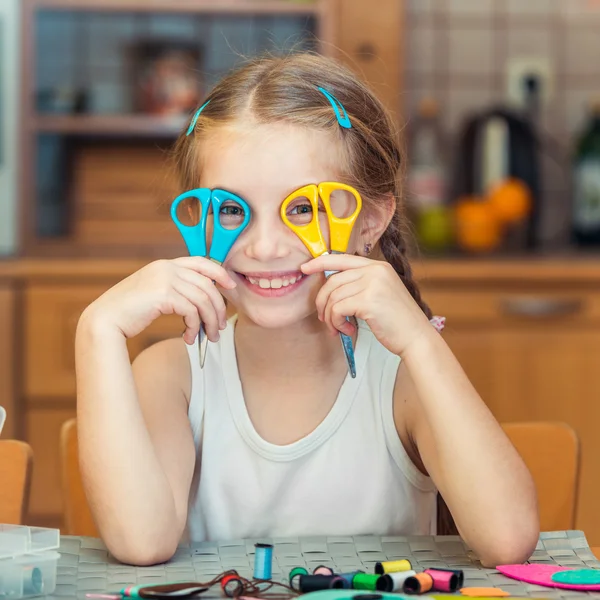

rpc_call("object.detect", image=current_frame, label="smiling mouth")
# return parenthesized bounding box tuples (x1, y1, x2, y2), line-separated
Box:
(237, 272, 306, 290)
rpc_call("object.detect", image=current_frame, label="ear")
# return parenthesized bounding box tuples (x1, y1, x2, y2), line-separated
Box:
(356, 192, 396, 252)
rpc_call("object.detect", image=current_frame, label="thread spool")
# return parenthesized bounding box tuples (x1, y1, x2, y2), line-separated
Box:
(289, 567, 309, 590)
(299, 575, 344, 592)
(23, 567, 44, 595)
(313, 565, 334, 576)
(353, 573, 380, 590)
(424, 568, 460, 592)
(338, 571, 363, 587)
(403, 572, 433, 595)
(253, 543, 273, 580)
(425, 568, 464, 589)
(376, 570, 416, 592)
(374, 560, 412, 575)
(221, 574, 243, 598)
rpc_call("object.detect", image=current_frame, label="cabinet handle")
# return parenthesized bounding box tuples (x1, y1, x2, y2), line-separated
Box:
(355, 43, 376, 61)
(500, 297, 583, 318)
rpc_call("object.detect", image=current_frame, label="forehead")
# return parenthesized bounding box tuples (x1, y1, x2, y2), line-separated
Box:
(198, 122, 347, 200)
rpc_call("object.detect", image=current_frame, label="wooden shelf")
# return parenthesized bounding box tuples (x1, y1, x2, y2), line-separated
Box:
(29, 0, 321, 15)
(32, 114, 187, 137)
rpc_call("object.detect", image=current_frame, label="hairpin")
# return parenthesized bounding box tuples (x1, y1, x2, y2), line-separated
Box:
(186, 99, 211, 136)
(316, 86, 351, 129)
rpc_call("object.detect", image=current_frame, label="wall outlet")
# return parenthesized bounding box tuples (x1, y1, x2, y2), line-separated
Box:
(506, 56, 554, 109)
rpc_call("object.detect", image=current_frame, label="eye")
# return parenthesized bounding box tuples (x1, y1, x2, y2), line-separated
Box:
(220, 204, 244, 216)
(218, 202, 246, 230)
(289, 203, 312, 216)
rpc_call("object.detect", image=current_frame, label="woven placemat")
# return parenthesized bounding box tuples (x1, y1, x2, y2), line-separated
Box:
(53, 531, 600, 600)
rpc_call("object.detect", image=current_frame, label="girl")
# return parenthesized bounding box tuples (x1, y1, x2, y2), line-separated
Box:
(75, 53, 539, 568)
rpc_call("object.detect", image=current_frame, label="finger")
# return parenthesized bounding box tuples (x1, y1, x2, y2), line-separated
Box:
(314, 269, 364, 319)
(173, 256, 237, 289)
(323, 282, 363, 335)
(177, 268, 228, 329)
(328, 296, 358, 336)
(301, 254, 372, 275)
(173, 280, 221, 343)
(167, 292, 201, 345)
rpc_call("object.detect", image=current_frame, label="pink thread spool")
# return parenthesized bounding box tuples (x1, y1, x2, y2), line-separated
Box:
(425, 569, 460, 592)
(313, 566, 334, 576)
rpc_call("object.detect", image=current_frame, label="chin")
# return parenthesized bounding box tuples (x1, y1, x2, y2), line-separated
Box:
(239, 303, 316, 329)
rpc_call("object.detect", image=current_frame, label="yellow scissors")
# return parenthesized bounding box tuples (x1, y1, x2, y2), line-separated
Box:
(281, 182, 362, 378)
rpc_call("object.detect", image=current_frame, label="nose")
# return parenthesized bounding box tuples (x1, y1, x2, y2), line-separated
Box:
(241, 214, 292, 262)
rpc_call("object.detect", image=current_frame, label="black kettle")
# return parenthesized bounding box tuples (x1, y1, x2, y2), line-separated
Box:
(451, 106, 541, 249)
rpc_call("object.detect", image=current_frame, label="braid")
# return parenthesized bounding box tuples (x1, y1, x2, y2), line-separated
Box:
(379, 213, 432, 320)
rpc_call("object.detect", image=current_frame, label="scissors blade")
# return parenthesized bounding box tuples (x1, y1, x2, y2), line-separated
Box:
(323, 261, 356, 379)
(199, 325, 209, 368)
(339, 330, 357, 379)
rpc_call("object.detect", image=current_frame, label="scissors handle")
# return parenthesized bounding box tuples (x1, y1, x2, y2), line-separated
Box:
(280, 184, 327, 258)
(318, 182, 362, 254)
(209, 189, 251, 263)
(170, 188, 212, 257)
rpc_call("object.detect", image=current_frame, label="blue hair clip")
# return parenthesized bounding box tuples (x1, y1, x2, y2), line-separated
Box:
(316, 86, 351, 129)
(186, 100, 211, 136)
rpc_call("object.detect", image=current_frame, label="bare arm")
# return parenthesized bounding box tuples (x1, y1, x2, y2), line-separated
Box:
(76, 321, 195, 566)
(395, 328, 539, 567)
(75, 258, 234, 564)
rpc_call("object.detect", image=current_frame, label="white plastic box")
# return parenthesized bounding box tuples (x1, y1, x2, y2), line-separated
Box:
(0, 525, 60, 598)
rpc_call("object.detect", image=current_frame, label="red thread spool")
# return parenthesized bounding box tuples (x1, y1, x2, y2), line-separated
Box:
(221, 574, 243, 598)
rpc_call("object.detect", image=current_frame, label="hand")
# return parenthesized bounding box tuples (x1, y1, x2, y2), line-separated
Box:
(79, 257, 236, 344)
(301, 255, 433, 357)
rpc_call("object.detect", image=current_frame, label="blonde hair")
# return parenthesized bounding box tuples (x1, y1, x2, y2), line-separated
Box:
(172, 52, 431, 319)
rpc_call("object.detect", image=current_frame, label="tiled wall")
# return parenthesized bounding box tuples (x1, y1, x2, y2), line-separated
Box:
(404, 0, 600, 248)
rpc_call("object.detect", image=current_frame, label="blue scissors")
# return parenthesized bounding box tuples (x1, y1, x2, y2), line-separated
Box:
(171, 188, 251, 368)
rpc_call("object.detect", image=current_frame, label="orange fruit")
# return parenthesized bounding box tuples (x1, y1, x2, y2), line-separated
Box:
(454, 196, 502, 253)
(487, 177, 532, 224)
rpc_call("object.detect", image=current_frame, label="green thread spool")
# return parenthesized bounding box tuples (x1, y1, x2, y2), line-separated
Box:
(289, 567, 309, 590)
(353, 573, 380, 590)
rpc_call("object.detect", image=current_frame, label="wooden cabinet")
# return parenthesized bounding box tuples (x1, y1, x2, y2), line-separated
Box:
(0, 284, 17, 440)
(7, 264, 185, 527)
(336, 0, 404, 122)
(416, 261, 600, 546)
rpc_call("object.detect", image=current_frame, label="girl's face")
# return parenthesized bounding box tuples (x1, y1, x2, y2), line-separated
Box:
(198, 122, 362, 330)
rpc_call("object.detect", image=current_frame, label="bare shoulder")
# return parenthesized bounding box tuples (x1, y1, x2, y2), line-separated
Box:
(132, 337, 192, 407)
(392, 360, 429, 477)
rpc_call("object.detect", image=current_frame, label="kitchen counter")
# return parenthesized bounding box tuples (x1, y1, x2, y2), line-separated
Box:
(1, 254, 600, 283)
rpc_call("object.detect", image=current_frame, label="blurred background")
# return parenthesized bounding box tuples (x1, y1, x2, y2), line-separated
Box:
(1, 0, 600, 547)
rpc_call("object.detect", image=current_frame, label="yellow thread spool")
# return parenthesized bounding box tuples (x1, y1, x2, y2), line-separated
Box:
(375, 559, 412, 575)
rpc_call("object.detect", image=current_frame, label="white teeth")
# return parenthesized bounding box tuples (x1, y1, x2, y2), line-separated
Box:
(244, 274, 303, 289)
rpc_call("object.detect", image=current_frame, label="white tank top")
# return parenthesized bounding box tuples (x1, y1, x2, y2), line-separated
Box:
(185, 317, 437, 542)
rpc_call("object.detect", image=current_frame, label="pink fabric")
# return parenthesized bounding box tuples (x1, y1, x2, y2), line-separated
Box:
(497, 564, 600, 591)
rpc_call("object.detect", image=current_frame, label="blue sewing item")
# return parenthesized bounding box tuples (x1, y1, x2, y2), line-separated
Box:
(171, 188, 251, 367)
(186, 99, 211, 136)
(253, 543, 273, 580)
(317, 87, 351, 129)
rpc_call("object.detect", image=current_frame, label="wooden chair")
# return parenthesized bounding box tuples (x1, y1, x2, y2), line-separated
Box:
(502, 421, 580, 531)
(60, 418, 99, 536)
(0, 439, 33, 524)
